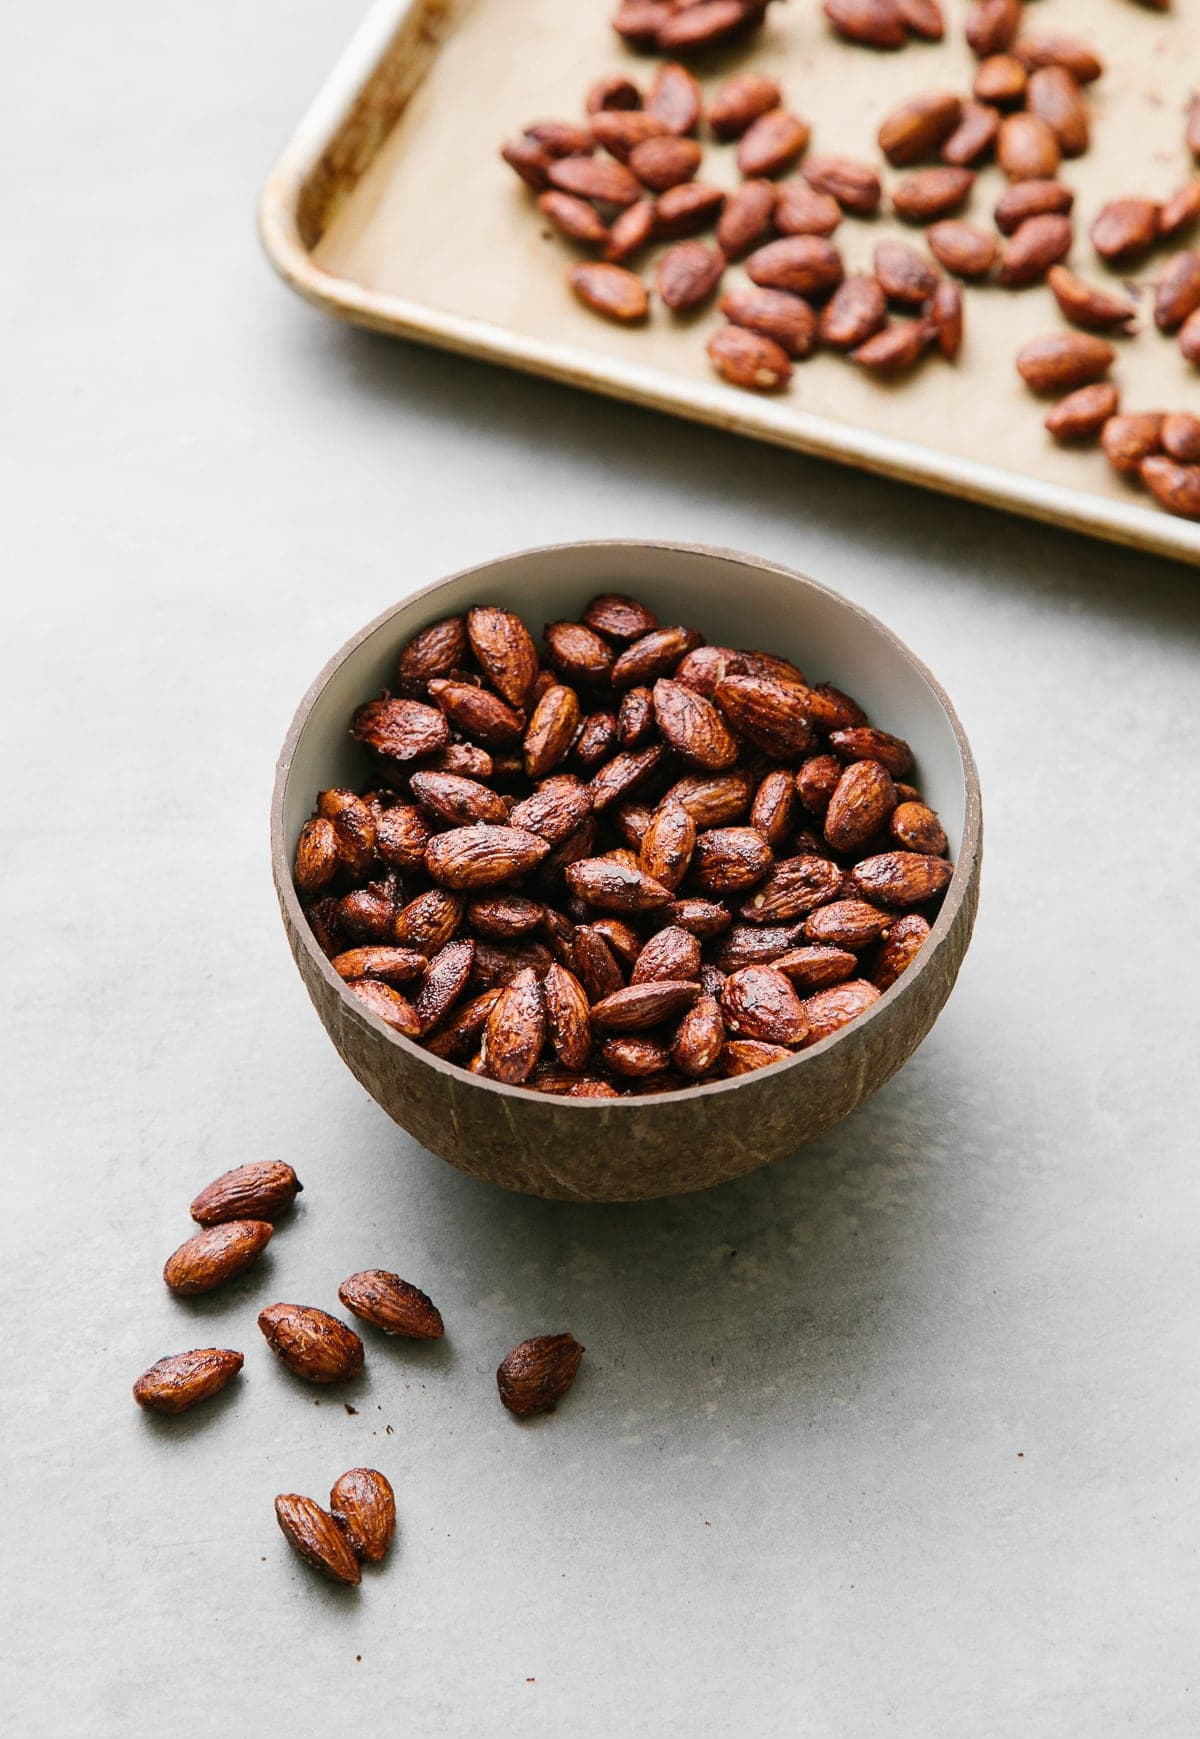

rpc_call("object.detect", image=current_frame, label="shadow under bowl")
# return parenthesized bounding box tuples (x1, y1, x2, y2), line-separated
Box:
(271, 540, 982, 1202)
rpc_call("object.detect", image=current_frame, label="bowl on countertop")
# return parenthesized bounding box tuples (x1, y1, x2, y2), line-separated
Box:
(271, 541, 981, 1202)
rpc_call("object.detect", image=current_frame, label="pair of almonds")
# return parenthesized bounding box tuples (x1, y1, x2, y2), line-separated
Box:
(275, 1468, 396, 1586)
(258, 1271, 445, 1385)
(161, 1160, 304, 1297)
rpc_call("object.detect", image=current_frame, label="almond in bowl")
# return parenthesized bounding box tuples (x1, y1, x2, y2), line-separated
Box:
(272, 542, 980, 1202)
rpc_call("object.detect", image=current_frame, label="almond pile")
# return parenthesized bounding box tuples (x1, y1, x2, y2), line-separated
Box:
(293, 599, 952, 1096)
(133, 1161, 582, 1582)
(501, 7, 1200, 519)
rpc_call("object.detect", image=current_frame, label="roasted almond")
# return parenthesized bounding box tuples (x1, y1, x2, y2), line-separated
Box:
(190, 1160, 302, 1226)
(823, 0, 906, 51)
(875, 241, 940, 306)
(667, 898, 733, 939)
(892, 167, 975, 223)
(467, 896, 543, 942)
(802, 155, 882, 216)
(708, 72, 782, 139)
(652, 678, 738, 769)
(655, 181, 727, 238)
(1044, 382, 1119, 443)
(721, 965, 809, 1046)
(567, 261, 649, 322)
(671, 994, 725, 1076)
(351, 698, 449, 762)
(897, 0, 944, 40)
(330, 1468, 396, 1563)
(630, 927, 703, 985)
(424, 824, 550, 890)
(852, 850, 954, 906)
(775, 181, 842, 238)
(397, 615, 467, 695)
(629, 134, 701, 191)
(997, 213, 1072, 287)
(1013, 34, 1103, 85)
(1159, 183, 1200, 243)
(994, 178, 1073, 234)
(737, 109, 811, 179)
(524, 120, 594, 159)
(483, 966, 546, 1082)
(973, 54, 1027, 107)
(133, 1347, 244, 1416)
(591, 110, 669, 162)
(997, 112, 1060, 181)
(878, 92, 962, 167)
(824, 758, 897, 851)
(617, 686, 655, 749)
(1047, 265, 1137, 331)
(707, 324, 793, 390)
(428, 678, 524, 745)
(941, 102, 1000, 167)
(548, 155, 640, 207)
(1026, 65, 1088, 157)
(851, 320, 934, 376)
(393, 887, 465, 952)
(745, 236, 844, 298)
(1181, 307, 1200, 366)
(803, 979, 882, 1043)
(928, 220, 997, 278)
(647, 60, 702, 135)
(588, 743, 667, 811)
(1091, 198, 1160, 264)
(721, 285, 818, 357)
(1099, 403, 1154, 466)
(803, 898, 893, 948)
(295, 818, 339, 892)
(749, 768, 798, 847)
(721, 1038, 792, 1075)
(544, 619, 616, 683)
(275, 1494, 362, 1585)
(586, 75, 641, 116)
(410, 771, 507, 827)
(163, 1220, 273, 1296)
(796, 753, 843, 814)
(376, 804, 433, 870)
(692, 826, 774, 894)
(413, 937, 475, 1033)
(1140, 456, 1200, 520)
(773, 945, 858, 990)
(611, 1, 677, 48)
(542, 962, 593, 1068)
(1161, 412, 1200, 463)
(829, 726, 913, 775)
(656, 0, 761, 53)
(611, 625, 703, 687)
(604, 200, 657, 265)
(258, 1304, 365, 1384)
(583, 593, 658, 641)
(538, 190, 610, 245)
(639, 799, 697, 890)
(820, 275, 888, 348)
(657, 240, 725, 311)
(1016, 332, 1114, 394)
(467, 606, 539, 709)
(717, 180, 778, 257)
(740, 854, 843, 923)
(1154, 251, 1200, 332)
(870, 912, 932, 988)
(714, 673, 817, 755)
(889, 801, 948, 856)
(502, 136, 551, 191)
(349, 981, 423, 1039)
(338, 1271, 444, 1339)
(496, 1333, 584, 1417)
(665, 770, 754, 826)
(524, 684, 581, 779)
(425, 988, 503, 1058)
(715, 922, 808, 973)
(965, 0, 1020, 57)
(565, 857, 673, 913)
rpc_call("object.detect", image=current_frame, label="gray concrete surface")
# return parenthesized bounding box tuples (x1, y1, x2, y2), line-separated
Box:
(3, 4, 1199, 1734)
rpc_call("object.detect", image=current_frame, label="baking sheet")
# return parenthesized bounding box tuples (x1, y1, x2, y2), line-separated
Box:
(261, 0, 1200, 564)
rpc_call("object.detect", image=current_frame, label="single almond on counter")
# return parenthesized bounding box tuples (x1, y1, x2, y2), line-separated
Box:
(275, 1494, 362, 1585)
(163, 1220, 273, 1296)
(190, 1161, 302, 1226)
(338, 1271, 445, 1339)
(330, 1469, 397, 1563)
(258, 1303, 365, 1384)
(497, 1333, 584, 1416)
(133, 1348, 244, 1416)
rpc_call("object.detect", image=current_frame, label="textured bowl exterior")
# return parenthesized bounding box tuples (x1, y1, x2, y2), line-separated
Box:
(272, 541, 982, 1202)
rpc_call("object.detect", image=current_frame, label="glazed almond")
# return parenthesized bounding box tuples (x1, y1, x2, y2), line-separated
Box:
(851, 850, 954, 906)
(483, 967, 546, 1082)
(133, 1348, 243, 1416)
(708, 73, 781, 140)
(721, 285, 818, 357)
(338, 1271, 444, 1339)
(275, 1494, 361, 1585)
(330, 1468, 397, 1563)
(258, 1304, 365, 1383)
(878, 93, 962, 167)
(590, 980, 700, 1031)
(707, 325, 793, 391)
(425, 825, 550, 889)
(1047, 266, 1137, 332)
(825, 759, 897, 851)
(497, 1333, 584, 1416)
(721, 966, 809, 1046)
(803, 980, 882, 1043)
(1044, 382, 1119, 444)
(163, 1220, 273, 1296)
(1016, 332, 1114, 395)
(191, 1160, 302, 1226)
(652, 678, 739, 769)
(568, 262, 649, 322)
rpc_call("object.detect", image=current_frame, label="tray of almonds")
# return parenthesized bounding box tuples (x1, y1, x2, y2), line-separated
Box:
(261, 0, 1200, 563)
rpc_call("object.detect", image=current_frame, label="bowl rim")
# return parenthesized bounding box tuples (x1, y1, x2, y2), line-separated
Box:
(271, 538, 982, 1107)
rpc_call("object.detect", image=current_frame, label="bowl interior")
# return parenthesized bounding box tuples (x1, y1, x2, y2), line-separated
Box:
(280, 543, 970, 870)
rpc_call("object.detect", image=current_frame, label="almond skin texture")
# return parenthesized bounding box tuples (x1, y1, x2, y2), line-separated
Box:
(997, 113, 1061, 182)
(548, 156, 639, 208)
(330, 1469, 397, 1564)
(629, 134, 701, 192)
(657, 1, 759, 55)
(852, 850, 954, 906)
(349, 979, 422, 1037)
(630, 927, 703, 984)
(259, 1304, 365, 1384)
(720, 1038, 792, 1075)
(825, 759, 897, 851)
(737, 109, 811, 179)
(275, 1495, 362, 1585)
(773, 946, 858, 990)
(1181, 308, 1200, 366)
(852, 321, 933, 376)
(973, 54, 1027, 107)
(610, 625, 703, 688)
(338, 1271, 445, 1339)
(709, 73, 782, 139)
(591, 110, 668, 161)
(875, 242, 939, 307)
(820, 276, 888, 349)
(590, 980, 700, 1031)
(652, 678, 739, 769)
(965, 0, 1020, 58)
(928, 221, 997, 279)
(604, 199, 657, 264)
(803, 156, 882, 216)
(657, 242, 725, 311)
(639, 800, 697, 891)
(714, 674, 817, 756)
(524, 685, 581, 780)
(1154, 252, 1200, 333)
(133, 1348, 244, 1416)
(707, 325, 792, 391)
(878, 93, 962, 166)
(583, 593, 658, 641)
(397, 615, 467, 695)
(721, 966, 809, 1046)
(568, 262, 649, 323)
(586, 75, 641, 115)
(538, 191, 610, 246)
(411, 771, 508, 827)
(890, 801, 948, 856)
(998, 214, 1072, 287)
(295, 818, 339, 892)
(655, 182, 727, 239)
(428, 678, 524, 746)
(692, 827, 774, 894)
(467, 606, 539, 709)
(351, 698, 449, 762)
(543, 963, 593, 1069)
(1016, 333, 1114, 395)
(775, 181, 842, 238)
(425, 825, 550, 890)
(870, 912, 932, 989)
(893, 167, 975, 224)
(497, 1333, 584, 1416)
(671, 994, 725, 1076)
(1140, 457, 1200, 520)
(717, 181, 778, 258)
(1091, 199, 1160, 264)
(1047, 266, 1137, 332)
(393, 888, 465, 953)
(995, 179, 1073, 235)
(566, 857, 673, 913)
(804, 899, 893, 948)
(721, 286, 818, 358)
(824, 0, 906, 51)
(1045, 382, 1119, 444)
(803, 980, 882, 1044)
(1013, 33, 1102, 84)
(190, 1161, 302, 1226)
(1159, 183, 1200, 243)
(484, 967, 546, 1082)
(746, 237, 844, 298)
(741, 855, 843, 923)
(163, 1220, 273, 1296)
